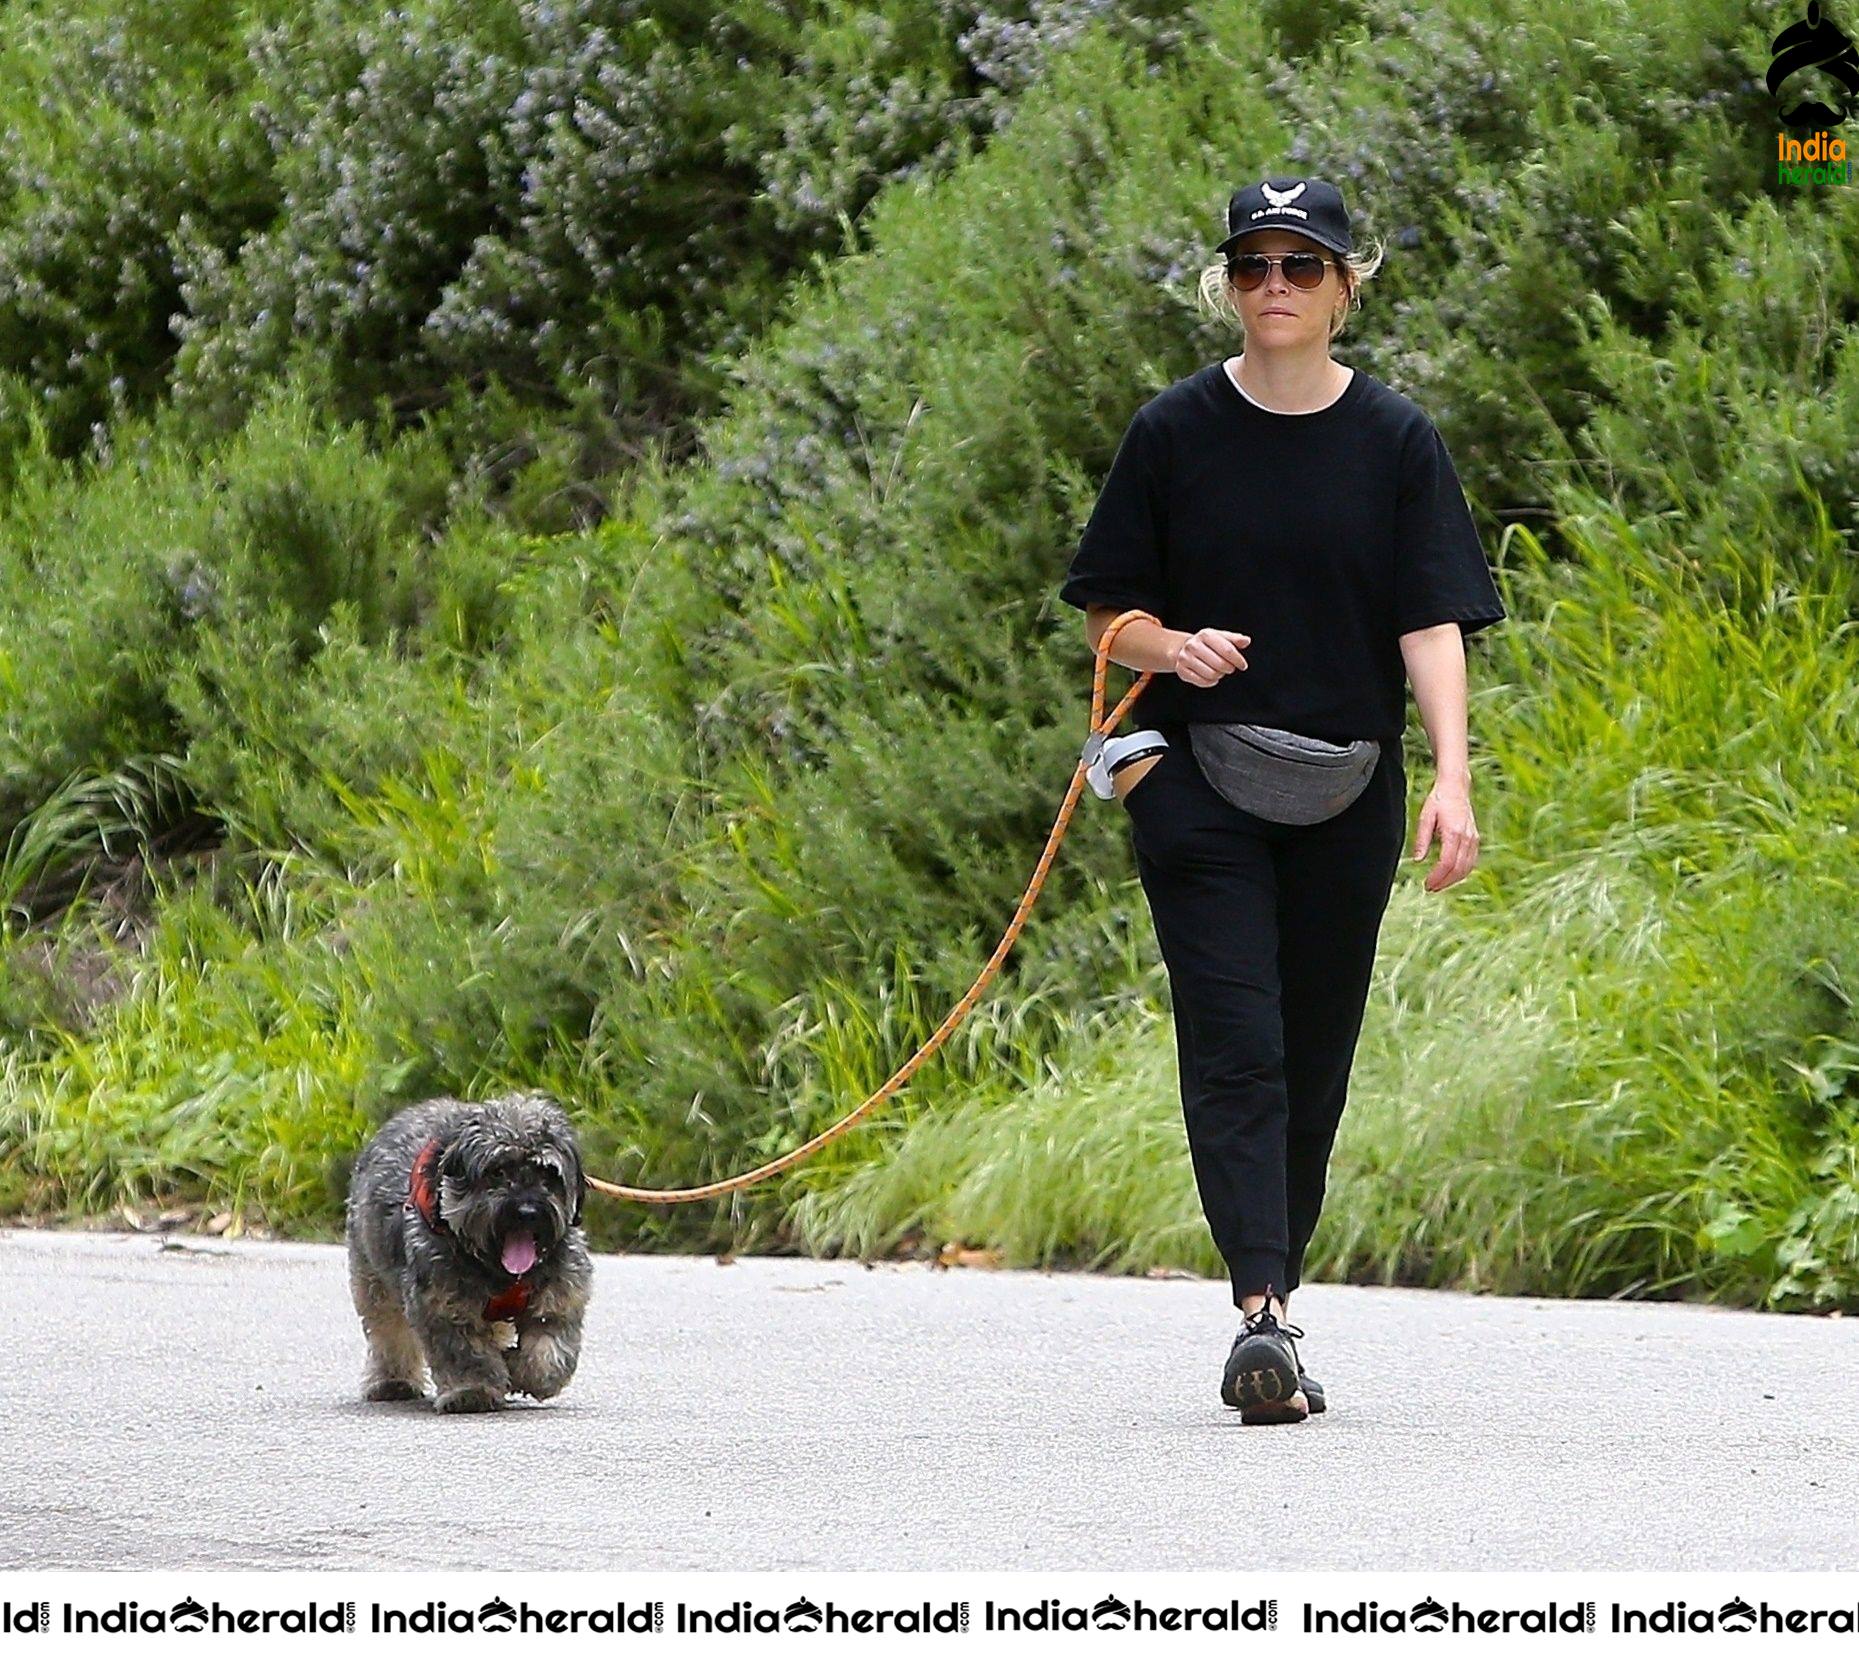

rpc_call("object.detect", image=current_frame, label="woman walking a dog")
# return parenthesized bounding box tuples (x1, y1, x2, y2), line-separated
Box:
(1059, 177, 1505, 1423)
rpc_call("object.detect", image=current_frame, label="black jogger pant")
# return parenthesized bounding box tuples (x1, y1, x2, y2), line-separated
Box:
(1122, 719, 1406, 1307)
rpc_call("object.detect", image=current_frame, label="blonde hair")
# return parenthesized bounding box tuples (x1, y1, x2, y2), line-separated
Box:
(1195, 234, 1388, 342)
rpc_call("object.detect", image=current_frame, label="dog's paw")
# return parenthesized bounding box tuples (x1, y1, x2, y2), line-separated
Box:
(434, 1384, 506, 1414)
(508, 1329, 579, 1400)
(362, 1378, 425, 1403)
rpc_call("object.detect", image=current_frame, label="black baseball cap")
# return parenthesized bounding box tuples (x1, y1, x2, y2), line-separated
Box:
(1215, 177, 1353, 260)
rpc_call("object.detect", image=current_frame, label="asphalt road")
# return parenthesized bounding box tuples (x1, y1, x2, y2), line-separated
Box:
(4, 1226, 1855, 1571)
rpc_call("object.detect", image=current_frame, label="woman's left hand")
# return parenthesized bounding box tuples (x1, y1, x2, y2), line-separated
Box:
(1411, 782, 1480, 892)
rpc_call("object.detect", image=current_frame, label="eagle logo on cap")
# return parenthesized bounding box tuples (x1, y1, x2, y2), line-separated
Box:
(1260, 180, 1307, 208)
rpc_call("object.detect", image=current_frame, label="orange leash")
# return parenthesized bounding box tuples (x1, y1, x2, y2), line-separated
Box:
(586, 608, 1163, 1204)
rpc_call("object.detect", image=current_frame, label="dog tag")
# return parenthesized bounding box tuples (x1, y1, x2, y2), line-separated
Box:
(489, 1319, 519, 1351)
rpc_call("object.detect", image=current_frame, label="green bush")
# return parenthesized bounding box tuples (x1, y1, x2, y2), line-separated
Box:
(0, 370, 449, 832)
(165, 0, 1199, 455)
(0, 0, 278, 456)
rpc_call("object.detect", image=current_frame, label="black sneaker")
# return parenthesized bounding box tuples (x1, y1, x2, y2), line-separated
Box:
(1299, 1368, 1327, 1413)
(1220, 1295, 1310, 1423)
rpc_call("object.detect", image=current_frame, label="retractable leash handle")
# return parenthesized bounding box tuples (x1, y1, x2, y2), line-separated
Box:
(1081, 610, 1171, 797)
(1084, 729, 1172, 798)
(582, 608, 1164, 1206)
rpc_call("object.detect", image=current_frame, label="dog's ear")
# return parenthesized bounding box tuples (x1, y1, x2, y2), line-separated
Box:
(407, 1134, 454, 1231)
(541, 1105, 586, 1227)
(437, 1131, 471, 1202)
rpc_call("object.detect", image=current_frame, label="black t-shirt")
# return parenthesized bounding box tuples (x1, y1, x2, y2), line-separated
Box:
(1058, 360, 1505, 741)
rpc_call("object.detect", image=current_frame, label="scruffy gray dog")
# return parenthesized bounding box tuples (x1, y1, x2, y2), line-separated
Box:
(346, 1091, 593, 1412)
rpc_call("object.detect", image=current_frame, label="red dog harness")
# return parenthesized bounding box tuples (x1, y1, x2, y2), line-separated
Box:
(407, 1137, 534, 1322)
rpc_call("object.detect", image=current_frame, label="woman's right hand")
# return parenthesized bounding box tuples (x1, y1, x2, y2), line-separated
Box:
(1172, 627, 1251, 687)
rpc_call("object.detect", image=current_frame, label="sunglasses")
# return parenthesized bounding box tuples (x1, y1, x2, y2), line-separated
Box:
(1227, 251, 1335, 291)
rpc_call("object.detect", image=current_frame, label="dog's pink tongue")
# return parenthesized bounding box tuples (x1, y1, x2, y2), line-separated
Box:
(501, 1231, 538, 1276)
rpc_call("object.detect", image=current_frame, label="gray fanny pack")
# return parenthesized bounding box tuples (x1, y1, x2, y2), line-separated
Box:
(1188, 723, 1381, 825)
